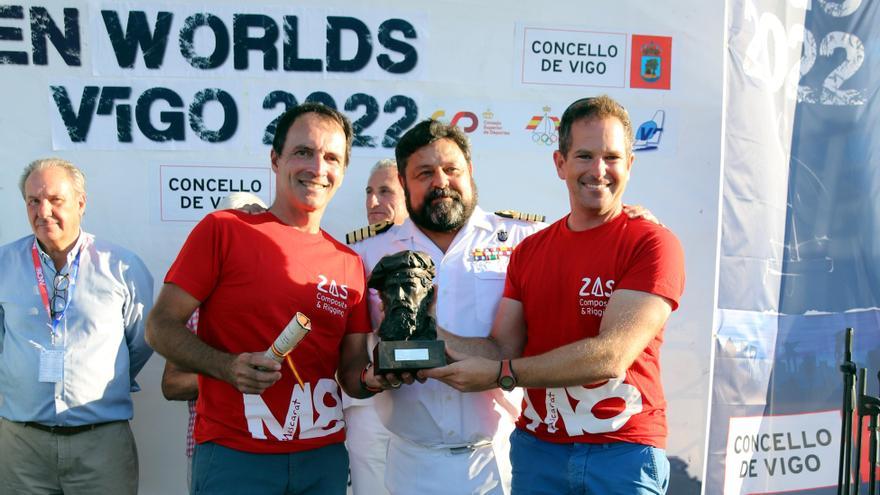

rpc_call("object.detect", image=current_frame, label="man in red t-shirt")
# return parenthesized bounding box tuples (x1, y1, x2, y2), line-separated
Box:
(422, 95, 685, 494)
(146, 103, 386, 494)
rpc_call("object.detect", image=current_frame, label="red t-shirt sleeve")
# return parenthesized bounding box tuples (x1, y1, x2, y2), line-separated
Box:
(503, 242, 526, 302)
(616, 227, 685, 310)
(165, 213, 223, 302)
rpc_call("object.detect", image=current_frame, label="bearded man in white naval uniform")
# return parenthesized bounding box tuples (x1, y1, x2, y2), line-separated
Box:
(348, 119, 543, 494)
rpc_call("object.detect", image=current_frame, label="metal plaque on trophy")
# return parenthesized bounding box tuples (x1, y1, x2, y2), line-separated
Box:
(368, 250, 446, 374)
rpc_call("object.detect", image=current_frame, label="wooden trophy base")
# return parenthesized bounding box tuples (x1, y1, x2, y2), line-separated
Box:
(374, 340, 447, 374)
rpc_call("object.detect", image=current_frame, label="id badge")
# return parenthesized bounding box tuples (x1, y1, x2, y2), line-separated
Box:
(38, 349, 64, 383)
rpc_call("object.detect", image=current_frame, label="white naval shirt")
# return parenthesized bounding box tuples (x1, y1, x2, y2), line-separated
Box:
(351, 206, 545, 447)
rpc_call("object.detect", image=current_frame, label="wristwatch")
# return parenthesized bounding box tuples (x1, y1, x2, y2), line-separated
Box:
(498, 359, 517, 391)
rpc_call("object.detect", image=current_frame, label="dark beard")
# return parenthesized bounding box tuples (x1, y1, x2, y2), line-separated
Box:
(379, 307, 418, 341)
(406, 182, 478, 233)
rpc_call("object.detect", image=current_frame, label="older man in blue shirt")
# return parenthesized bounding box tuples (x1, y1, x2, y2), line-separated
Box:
(0, 158, 153, 494)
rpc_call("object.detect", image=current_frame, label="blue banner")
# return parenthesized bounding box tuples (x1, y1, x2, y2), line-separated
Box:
(709, 0, 880, 493)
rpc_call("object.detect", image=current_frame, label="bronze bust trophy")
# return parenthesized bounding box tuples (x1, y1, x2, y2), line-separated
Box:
(368, 250, 446, 373)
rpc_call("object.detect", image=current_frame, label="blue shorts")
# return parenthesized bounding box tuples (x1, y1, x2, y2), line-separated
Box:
(509, 428, 669, 495)
(191, 441, 349, 495)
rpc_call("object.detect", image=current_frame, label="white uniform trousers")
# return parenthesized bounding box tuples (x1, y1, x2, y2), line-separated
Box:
(345, 404, 391, 495)
(385, 434, 503, 495)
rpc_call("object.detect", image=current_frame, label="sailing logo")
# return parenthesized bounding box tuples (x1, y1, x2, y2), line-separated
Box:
(633, 110, 665, 152)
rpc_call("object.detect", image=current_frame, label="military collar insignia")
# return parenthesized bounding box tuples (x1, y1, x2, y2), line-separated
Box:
(494, 210, 545, 223)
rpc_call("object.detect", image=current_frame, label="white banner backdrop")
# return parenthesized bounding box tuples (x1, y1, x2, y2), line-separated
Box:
(0, 1, 723, 493)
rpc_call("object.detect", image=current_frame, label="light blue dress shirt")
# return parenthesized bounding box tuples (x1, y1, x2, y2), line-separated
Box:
(0, 232, 154, 426)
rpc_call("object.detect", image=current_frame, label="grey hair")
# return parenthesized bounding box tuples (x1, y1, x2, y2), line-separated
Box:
(19, 158, 87, 199)
(216, 192, 267, 210)
(369, 158, 398, 178)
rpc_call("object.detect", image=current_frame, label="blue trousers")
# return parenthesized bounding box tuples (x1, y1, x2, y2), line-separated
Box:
(191, 441, 349, 495)
(509, 428, 669, 495)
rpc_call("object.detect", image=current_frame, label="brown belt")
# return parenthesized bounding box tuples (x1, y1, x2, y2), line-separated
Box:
(22, 420, 121, 436)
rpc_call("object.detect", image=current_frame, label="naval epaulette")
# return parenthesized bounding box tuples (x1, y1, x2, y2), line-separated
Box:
(494, 210, 545, 223)
(345, 221, 393, 245)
